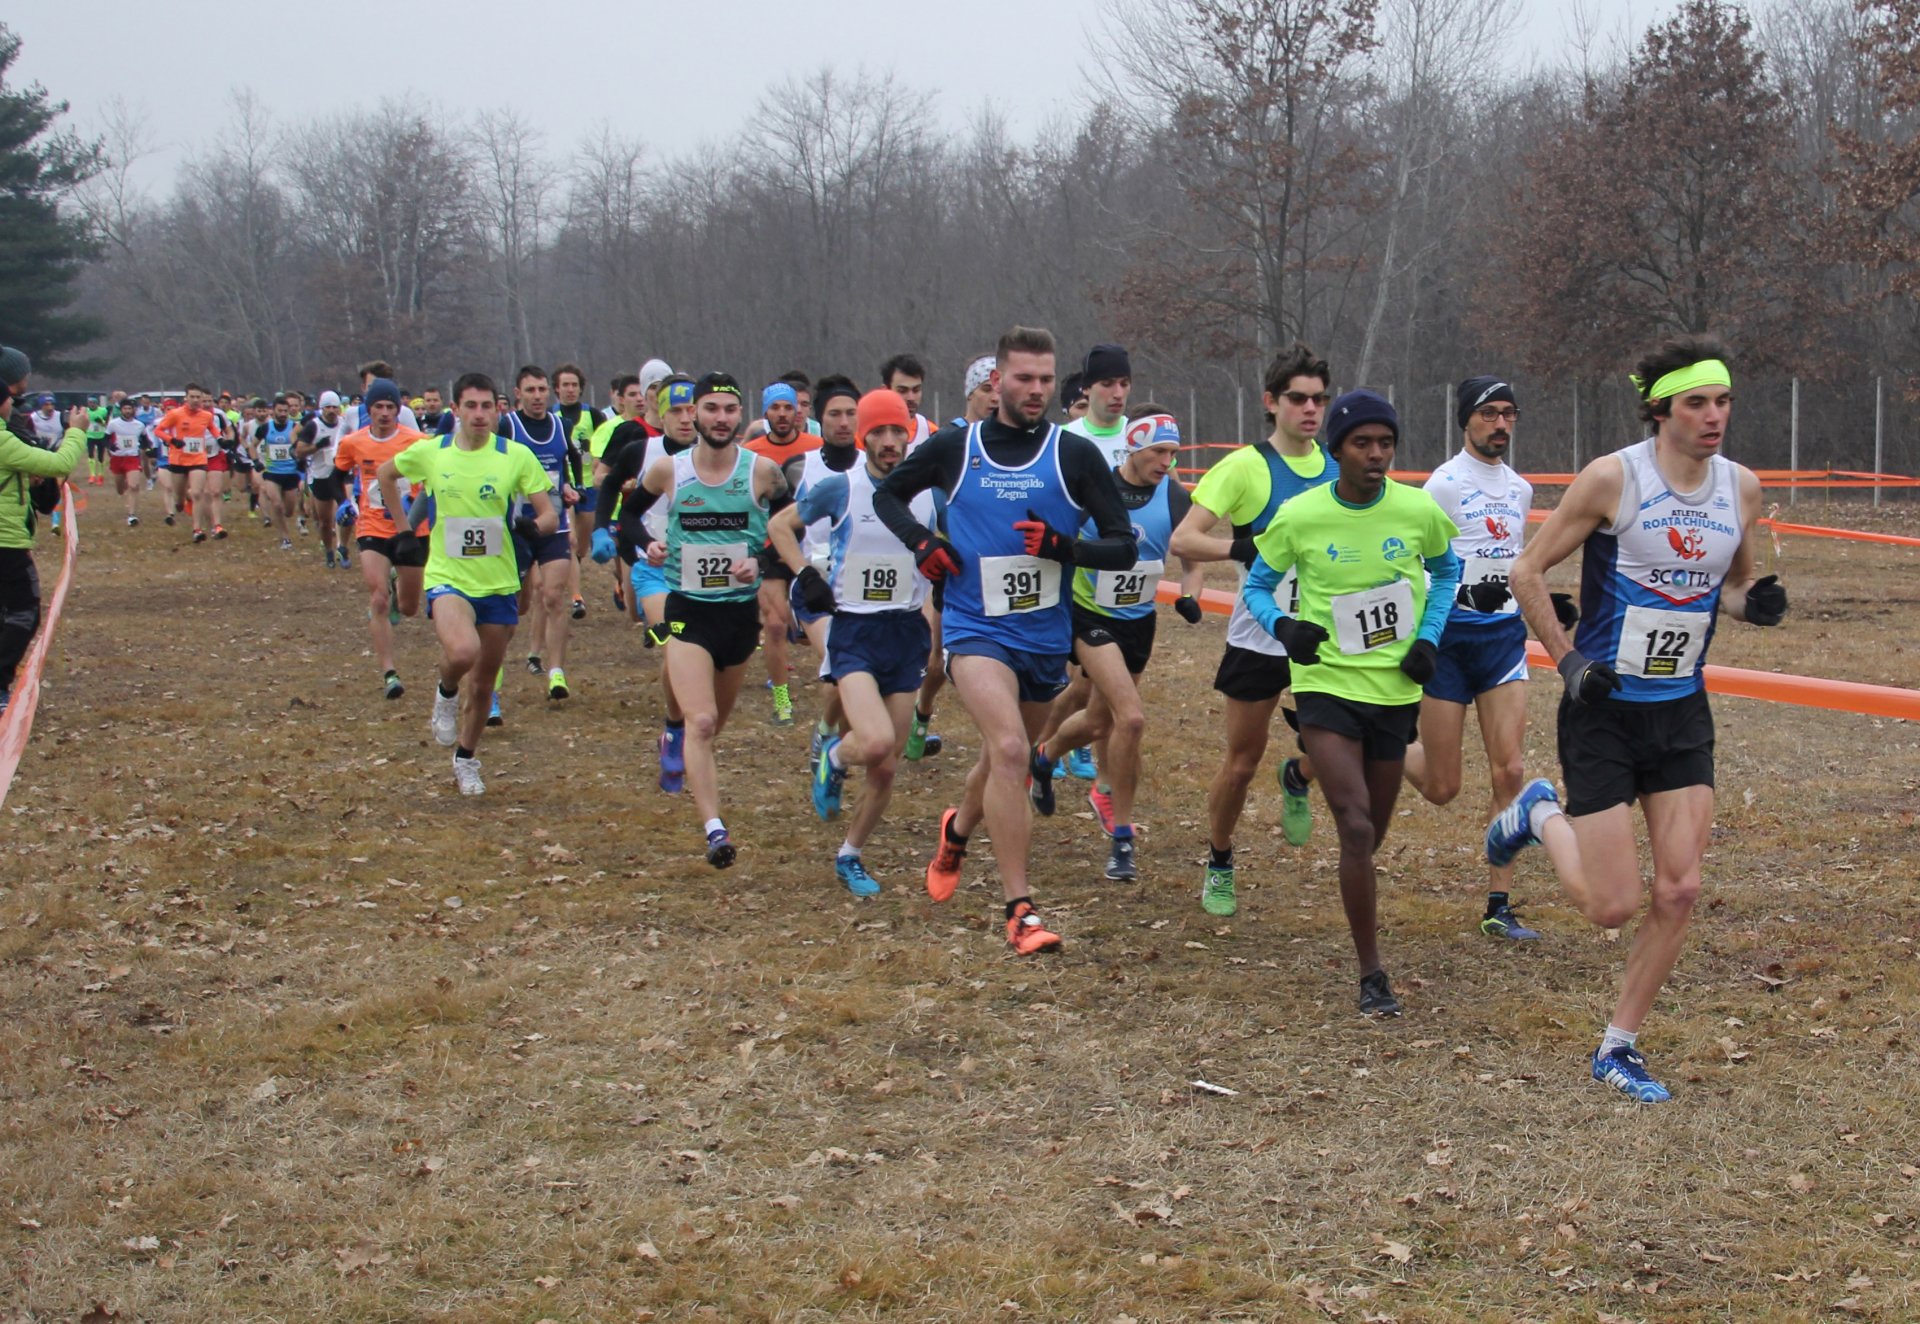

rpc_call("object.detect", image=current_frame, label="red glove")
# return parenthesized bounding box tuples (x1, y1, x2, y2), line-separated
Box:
(1013, 508, 1075, 564)
(910, 533, 960, 583)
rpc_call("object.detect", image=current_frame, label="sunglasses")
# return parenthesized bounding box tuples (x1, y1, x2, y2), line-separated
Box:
(1281, 391, 1331, 407)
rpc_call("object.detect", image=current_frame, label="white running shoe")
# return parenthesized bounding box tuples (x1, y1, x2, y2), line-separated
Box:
(431, 688, 459, 747)
(452, 754, 485, 796)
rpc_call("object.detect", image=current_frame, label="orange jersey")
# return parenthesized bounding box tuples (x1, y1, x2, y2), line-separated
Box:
(744, 429, 820, 463)
(333, 425, 426, 538)
(156, 405, 219, 466)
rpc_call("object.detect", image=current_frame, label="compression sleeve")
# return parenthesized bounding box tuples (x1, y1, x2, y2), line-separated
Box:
(1060, 434, 1138, 571)
(1242, 556, 1289, 638)
(1418, 550, 1461, 644)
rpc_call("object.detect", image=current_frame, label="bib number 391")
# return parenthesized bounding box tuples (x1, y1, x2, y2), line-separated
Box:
(979, 555, 1060, 616)
(1331, 579, 1415, 655)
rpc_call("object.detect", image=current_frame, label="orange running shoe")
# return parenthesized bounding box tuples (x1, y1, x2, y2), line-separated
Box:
(925, 807, 966, 902)
(1006, 900, 1061, 955)
(1087, 787, 1116, 837)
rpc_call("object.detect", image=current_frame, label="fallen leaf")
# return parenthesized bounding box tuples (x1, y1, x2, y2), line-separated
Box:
(249, 1077, 280, 1102)
(532, 1275, 561, 1289)
(1377, 1240, 1413, 1264)
(769, 1194, 802, 1210)
(80, 1304, 119, 1323)
(122, 1236, 160, 1253)
(1787, 1173, 1814, 1195)
(634, 1240, 662, 1264)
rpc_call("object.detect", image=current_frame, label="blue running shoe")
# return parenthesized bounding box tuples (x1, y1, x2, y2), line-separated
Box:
(1591, 1045, 1671, 1103)
(658, 728, 685, 795)
(1064, 746, 1097, 780)
(813, 737, 846, 820)
(836, 853, 881, 897)
(1486, 777, 1559, 867)
(706, 828, 736, 869)
(1481, 902, 1543, 941)
(1028, 747, 1058, 816)
(486, 692, 503, 727)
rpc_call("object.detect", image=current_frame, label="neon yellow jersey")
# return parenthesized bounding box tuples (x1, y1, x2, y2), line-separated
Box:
(393, 434, 551, 598)
(1250, 479, 1458, 705)
(588, 415, 631, 462)
(1192, 442, 1331, 532)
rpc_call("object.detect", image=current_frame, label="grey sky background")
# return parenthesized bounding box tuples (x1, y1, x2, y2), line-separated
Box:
(12, 0, 1663, 193)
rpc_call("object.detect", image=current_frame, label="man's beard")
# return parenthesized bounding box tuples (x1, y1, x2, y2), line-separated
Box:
(697, 420, 734, 448)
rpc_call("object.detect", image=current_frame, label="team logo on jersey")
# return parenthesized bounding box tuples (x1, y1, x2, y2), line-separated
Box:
(1484, 515, 1510, 542)
(1380, 536, 1410, 560)
(1666, 527, 1708, 561)
(1325, 542, 1359, 563)
(683, 495, 706, 508)
(478, 483, 498, 501)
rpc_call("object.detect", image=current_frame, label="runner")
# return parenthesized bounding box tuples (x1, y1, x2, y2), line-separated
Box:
(1060, 373, 1088, 422)
(1242, 390, 1460, 1015)
(152, 384, 224, 542)
(1028, 407, 1206, 881)
(744, 379, 822, 725)
(1400, 376, 1577, 941)
(788, 376, 863, 753)
(1494, 337, 1787, 1103)
(105, 398, 148, 525)
(26, 396, 63, 446)
(356, 361, 420, 429)
(377, 372, 556, 795)
(416, 387, 446, 435)
(552, 362, 601, 619)
(609, 372, 786, 866)
(768, 388, 935, 895)
(335, 378, 428, 699)
(253, 394, 303, 549)
(500, 365, 579, 701)
(85, 397, 109, 485)
(873, 325, 1138, 955)
(1168, 344, 1336, 916)
(296, 391, 352, 567)
(879, 353, 935, 448)
(204, 394, 237, 527)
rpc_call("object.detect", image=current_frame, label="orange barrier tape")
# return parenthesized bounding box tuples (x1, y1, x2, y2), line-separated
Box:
(1172, 461, 1920, 489)
(0, 485, 79, 810)
(1153, 577, 1920, 720)
(1759, 519, 1920, 549)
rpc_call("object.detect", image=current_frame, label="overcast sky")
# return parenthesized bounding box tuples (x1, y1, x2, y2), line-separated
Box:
(14, 0, 1657, 191)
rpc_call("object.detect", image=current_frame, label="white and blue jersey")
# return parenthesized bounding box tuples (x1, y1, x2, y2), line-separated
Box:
(502, 411, 570, 535)
(259, 418, 300, 477)
(1425, 450, 1531, 627)
(797, 465, 937, 616)
(1072, 471, 1173, 620)
(940, 422, 1083, 655)
(1574, 438, 1742, 702)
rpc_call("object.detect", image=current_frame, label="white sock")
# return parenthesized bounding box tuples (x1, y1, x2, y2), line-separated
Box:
(1599, 1024, 1637, 1056)
(838, 841, 859, 859)
(1527, 799, 1563, 838)
(827, 739, 845, 771)
(704, 817, 724, 836)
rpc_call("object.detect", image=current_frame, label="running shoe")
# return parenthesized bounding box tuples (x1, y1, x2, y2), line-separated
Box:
(526, 654, 543, 675)
(430, 688, 459, 746)
(1280, 758, 1313, 847)
(548, 669, 569, 701)
(1028, 748, 1057, 816)
(771, 682, 794, 726)
(809, 720, 830, 764)
(658, 727, 685, 795)
(1006, 901, 1062, 955)
(126, 516, 138, 527)
(836, 853, 881, 898)
(570, 596, 586, 621)
(1064, 747, 1097, 780)
(1486, 777, 1559, 868)
(706, 827, 736, 869)
(279, 538, 292, 551)
(1591, 1045, 1671, 1103)
(926, 807, 965, 902)
(452, 754, 485, 796)
(904, 714, 930, 761)
(1359, 970, 1402, 1017)
(1481, 902, 1542, 941)
(386, 568, 400, 624)
(192, 530, 206, 544)
(212, 525, 228, 540)
(812, 736, 846, 820)
(1105, 835, 1138, 882)
(384, 672, 405, 701)
(921, 730, 943, 756)
(297, 517, 307, 533)
(164, 513, 176, 526)
(1088, 787, 1117, 837)
(1201, 862, 1236, 917)
(486, 693, 503, 727)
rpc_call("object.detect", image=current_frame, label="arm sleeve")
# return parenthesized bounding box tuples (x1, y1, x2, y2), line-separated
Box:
(1418, 550, 1462, 644)
(1242, 556, 1288, 638)
(873, 431, 962, 548)
(795, 474, 849, 526)
(614, 457, 663, 552)
(1166, 480, 1192, 531)
(1060, 435, 1137, 571)
(595, 442, 637, 528)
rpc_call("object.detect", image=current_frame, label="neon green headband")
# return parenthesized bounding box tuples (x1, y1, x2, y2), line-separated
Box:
(1631, 359, 1731, 402)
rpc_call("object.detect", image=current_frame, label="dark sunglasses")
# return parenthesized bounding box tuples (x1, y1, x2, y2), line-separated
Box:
(1281, 391, 1331, 407)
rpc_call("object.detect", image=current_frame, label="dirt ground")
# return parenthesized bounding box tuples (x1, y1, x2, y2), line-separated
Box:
(4, 493, 1920, 1323)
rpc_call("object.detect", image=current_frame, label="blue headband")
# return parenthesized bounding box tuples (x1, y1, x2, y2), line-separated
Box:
(762, 383, 798, 413)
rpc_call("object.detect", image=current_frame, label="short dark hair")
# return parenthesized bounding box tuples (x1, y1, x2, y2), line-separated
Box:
(779, 369, 811, 393)
(880, 353, 926, 386)
(285, 389, 305, 404)
(1633, 334, 1732, 424)
(552, 362, 585, 389)
(610, 373, 639, 395)
(1261, 342, 1331, 423)
(421, 386, 441, 398)
(267, 395, 285, 407)
(814, 372, 857, 398)
(515, 364, 548, 386)
(996, 325, 1056, 363)
(358, 360, 395, 381)
(184, 382, 206, 395)
(452, 372, 497, 404)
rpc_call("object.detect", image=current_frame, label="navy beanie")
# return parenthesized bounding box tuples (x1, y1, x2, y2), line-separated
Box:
(1456, 376, 1516, 430)
(1325, 389, 1399, 452)
(365, 377, 403, 409)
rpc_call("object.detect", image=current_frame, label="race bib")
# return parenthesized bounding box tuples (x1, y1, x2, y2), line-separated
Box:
(1093, 559, 1164, 610)
(364, 481, 386, 512)
(1278, 568, 1301, 617)
(444, 517, 502, 560)
(1331, 578, 1415, 655)
(979, 555, 1060, 617)
(1618, 604, 1707, 679)
(845, 552, 914, 605)
(1461, 556, 1518, 613)
(177, 438, 204, 456)
(267, 443, 292, 463)
(681, 542, 749, 592)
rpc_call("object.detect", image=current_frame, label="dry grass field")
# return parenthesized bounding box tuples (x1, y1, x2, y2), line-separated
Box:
(4, 494, 1920, 1322)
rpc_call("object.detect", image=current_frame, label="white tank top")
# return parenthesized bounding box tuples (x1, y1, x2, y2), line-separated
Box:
(1425, 450, 1532, 619)
(827, 466, 937, 615)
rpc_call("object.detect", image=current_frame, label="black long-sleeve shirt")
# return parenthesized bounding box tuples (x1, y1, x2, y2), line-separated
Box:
(598, 422, 692, 563)
(873, 417, 1137, 571)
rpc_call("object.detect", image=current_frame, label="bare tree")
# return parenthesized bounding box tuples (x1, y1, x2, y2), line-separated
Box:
(471, 108, 556, 370)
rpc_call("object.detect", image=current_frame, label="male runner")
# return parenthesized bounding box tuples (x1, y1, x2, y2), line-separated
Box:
(952, 355, 997, 427)
(612, 372, 786, 864)
(1029, 408, 1206, 881)
(873, 325, 1137, 955)
(769, 389, 935, 895)
(789, 376, 863, 752)
(335, 378, 428, 698)
(1493, 337, 1787, 1103)
(357, 361, 420, 430)
(745, 379, 821, 725)
(1168, 344, 1335, 916)
(1060, 374, 1088, 422)
(880, 354, 946, 760)
(416, 387, 445, 435)
(1243, 390, 1460, 1016)
(105, 399, 148, 525)
(153, 384, 224, 542)
(553, 362, 601, 616)
(254, 394, 303, 548)
(296, 391, 352, 567)
(27, 396, 63, 446)
(500, 366, 579, 701)
(378, 372, 556, 795)
(1400, 376, 1577, 941)
(85, 398, 109, 484)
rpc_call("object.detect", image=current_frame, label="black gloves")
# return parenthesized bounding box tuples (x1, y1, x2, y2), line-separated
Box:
(1400, 638, 1438, 683)
(512, 514, 541, 545)
(1272, 616, 1328, 665)
(795, 565, 836, 614)
(1458, 580, 1510, 614)
(391, 530, 423, 564)
(1745, 574, 1787, 626)
(1174, 595, 1203, 624)
(1229, 536, 1259, 568)
(1551, 592, 1580, 630)
(1557, 649, 1622, 706)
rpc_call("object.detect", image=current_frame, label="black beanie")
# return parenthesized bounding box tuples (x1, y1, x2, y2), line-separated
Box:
(1081, 343, 1131, 384)
(1456, 376, 1516, 430)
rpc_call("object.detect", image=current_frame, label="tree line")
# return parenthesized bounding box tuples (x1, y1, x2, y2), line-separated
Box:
(9, 0, 1920, 472)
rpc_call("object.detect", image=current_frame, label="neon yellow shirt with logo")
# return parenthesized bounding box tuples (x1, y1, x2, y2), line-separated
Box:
(392, 435, 551, 599)
(1250, 479, 1458, 706)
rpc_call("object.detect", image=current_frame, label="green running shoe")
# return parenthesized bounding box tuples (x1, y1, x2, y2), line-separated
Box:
(1201, 862, 1237, 917)
(1279, 758, 1312, 847)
